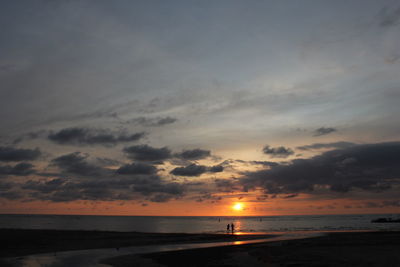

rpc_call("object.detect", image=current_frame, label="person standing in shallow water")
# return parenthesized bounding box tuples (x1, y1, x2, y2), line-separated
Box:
(231, 223, 235, 233)
(227, 224, 230, 232)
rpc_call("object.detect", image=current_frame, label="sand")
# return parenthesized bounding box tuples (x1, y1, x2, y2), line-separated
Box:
(103, 231, 400, 267)
(0, 229, 273, 258)
(1, 229, 400, 266)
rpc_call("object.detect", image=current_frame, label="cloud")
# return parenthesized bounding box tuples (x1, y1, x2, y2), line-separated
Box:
(0, 181, 13, 190)
(209, 165, 224, 173)
(17, 174, 185, 203)
(50, 152, 100, 176)
(241, 142, 400, 195)
(0, 191, 23, 200)
(0, 63, 19, 73)
(313, 127, 337, 136)
(95, 157, 121, 167)
(116, 163, 157, 175)
(0, 146, 41, 162)
(170, 164, 207, 176)
(123, 144, 172, 162)
(263, 145, 294, 158)
(378, 6, 400, 27)
(231, 160, 279, 168)
(149, 194, 177, 202)
(40, 178, 137, 202)
(361, 200, 400, 208)
(281, 193, 298, 199)
(0, 162, 36, 176)
(382, 200, 400, 207)
(297, 141, 355, 151)
(126, 116, 177, 127)
(385, 54, 400, 64)
(12, 130, 48, 144)
(170, 163, 224, 176)
(22, 179, 64, 193)
(48, 127, 145, 146)
(249, 161, 280, 167)
(133, 181, 184, 198)
(174, 149, 211, 160)
(214, 178, 239, 193)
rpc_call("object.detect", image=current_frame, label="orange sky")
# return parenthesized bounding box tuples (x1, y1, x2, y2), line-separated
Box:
(2, 197, 400, 216)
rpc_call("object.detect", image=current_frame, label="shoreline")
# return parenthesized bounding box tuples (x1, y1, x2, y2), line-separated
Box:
(0, 229, 276, 258)
(2, 229, 400, 267)
(103, 231, 400, 267)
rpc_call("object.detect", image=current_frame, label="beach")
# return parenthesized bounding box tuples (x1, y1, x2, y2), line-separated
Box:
(103, 231, 400, 267)
(1, 230, 400, 266)
(0, 229, 274, 258)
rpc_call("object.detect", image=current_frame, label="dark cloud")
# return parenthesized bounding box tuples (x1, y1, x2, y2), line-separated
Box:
(249, 161, 280, 167)
(22, 179, 64, 193)
(0, 191, 23, 200)
(215, 179, 234, 188)
(30, 184, 117, 202)
(174, 149, 211, 160)
(95, 157, 121, 167)
(38, 188, 84, 202)
(48, 127, 145, 146)
(136, 183, 183, 198)
(126, 116, 177, 127)
(170, 163, 224, 176)
(385, 54, 400, 64)
(382, 200, 400, 207)
(313, 127, 337, 136)
(378, 6, 400, 27)
(208, 165, 224, 173)
(263, 145, 294, 158)
(18, 174, 185, 203)
(50, 152, 100, 176)
(0, 162, 36, 176)
(0, 181, 13, 191)
(116, 163, 157, 175)
(194, 192, 222, 203)
(171, 164, 207, 176)
(214, 179, 238, 192)
(149, 194, 177, 202)
(0, 63, 18, 73)
(157, 117, 177, 126)
(12, 130, 48, 144)
(297, 141, 355, 151)
(0, 146, 41, 162)
(230, 160, 279, 169)
(123, 145, 172, 162)
(281, 194, 298, 199)
(361, 200, 400, 208)
(242, 142, 400, 195)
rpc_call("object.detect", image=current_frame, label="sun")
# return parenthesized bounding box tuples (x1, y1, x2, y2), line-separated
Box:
(233, 202, 244, 211)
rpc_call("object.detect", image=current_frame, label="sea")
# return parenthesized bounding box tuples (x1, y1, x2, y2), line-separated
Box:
(1, 214, 400, 233)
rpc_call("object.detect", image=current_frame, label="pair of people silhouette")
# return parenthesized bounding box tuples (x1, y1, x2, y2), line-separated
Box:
(227, 223, 235, 233)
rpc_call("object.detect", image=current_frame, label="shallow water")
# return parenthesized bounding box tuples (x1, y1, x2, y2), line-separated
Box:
(4, 232, 323, 267)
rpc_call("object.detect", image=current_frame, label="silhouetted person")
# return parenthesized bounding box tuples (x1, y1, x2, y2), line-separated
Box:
(231, 223, 235, 233)
(227, 224, 230, 232)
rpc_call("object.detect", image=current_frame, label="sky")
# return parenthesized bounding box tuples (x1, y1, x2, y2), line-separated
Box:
(0, 0, 400, 216)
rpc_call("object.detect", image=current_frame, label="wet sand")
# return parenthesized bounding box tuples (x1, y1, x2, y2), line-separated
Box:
(2, 229, 400, 266)
(103, 231, 400, 267)
(0, 229, 273, 258)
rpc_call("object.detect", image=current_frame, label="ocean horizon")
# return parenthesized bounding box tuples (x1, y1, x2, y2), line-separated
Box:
(1, 213, 400, 234)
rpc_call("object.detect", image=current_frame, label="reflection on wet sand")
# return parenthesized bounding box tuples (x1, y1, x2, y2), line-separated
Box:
(5, 232, 323, 267)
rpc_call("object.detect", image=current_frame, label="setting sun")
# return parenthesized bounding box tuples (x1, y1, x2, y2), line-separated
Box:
(233, 202, 244, 211)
